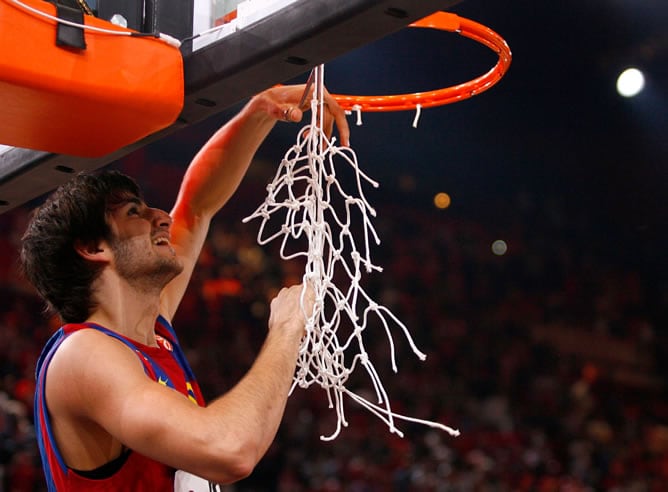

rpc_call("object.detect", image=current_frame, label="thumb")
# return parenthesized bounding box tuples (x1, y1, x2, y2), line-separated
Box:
(280, 106, 304, 122)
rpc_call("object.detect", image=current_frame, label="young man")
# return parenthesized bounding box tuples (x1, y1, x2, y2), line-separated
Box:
(21, 84, 350, 491)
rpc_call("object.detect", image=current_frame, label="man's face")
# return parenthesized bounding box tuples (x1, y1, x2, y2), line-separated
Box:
(105, 196, 183, 291)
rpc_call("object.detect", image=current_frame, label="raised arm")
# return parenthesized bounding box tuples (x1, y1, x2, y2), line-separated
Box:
(161, 85, 349, 320)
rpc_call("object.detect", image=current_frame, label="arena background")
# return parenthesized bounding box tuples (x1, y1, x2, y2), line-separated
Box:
(1, 0, 667, 490)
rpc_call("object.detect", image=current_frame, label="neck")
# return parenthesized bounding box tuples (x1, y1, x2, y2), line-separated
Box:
(87, 272, 163, 346)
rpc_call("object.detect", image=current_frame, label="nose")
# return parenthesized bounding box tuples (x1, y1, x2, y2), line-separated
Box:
(149, 207, 172, 228)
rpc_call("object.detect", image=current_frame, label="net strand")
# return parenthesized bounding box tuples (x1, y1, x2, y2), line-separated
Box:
(243, 65, 459, 440)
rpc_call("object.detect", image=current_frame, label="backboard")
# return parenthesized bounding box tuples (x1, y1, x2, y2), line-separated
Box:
(0, 0, 462, 213)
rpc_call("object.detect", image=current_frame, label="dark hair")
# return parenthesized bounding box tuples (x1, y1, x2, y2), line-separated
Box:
(20, 170, 142, 323)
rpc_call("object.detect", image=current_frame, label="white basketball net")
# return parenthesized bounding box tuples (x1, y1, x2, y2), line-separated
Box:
(244, 65, 459, 440)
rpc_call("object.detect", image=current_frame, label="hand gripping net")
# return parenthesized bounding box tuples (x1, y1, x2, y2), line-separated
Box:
(243, 66, 459, 440)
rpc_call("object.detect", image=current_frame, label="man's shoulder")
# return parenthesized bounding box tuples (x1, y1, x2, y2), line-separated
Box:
(43, 325, 153, 425)
(59, 325, 127, 352)
(45, 326, 147, 386)
(38, 325, 115, 374)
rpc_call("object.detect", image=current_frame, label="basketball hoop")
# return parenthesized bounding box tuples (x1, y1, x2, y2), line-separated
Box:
(332, 11, 512, 112)
(245, 12, 511, 440)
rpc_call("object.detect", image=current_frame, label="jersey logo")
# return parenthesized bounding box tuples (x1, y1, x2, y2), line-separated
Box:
(158, 376, 169, 386)
(155, 334, 173, 352)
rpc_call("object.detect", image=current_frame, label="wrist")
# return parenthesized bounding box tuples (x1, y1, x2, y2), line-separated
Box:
(267, 318, 306, 344)
(245, 92, 277, 124)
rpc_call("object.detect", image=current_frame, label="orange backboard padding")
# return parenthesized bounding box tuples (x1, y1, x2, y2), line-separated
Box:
(0, 0, 184, 157)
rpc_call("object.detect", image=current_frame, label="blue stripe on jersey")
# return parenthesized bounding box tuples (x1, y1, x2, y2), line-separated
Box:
(34, 328, 71, 491)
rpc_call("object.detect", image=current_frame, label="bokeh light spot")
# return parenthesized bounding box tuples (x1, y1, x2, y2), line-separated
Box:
(433, 192, 451, 209)
(492, 239, 508, 256)
(616, 67, 645, 97)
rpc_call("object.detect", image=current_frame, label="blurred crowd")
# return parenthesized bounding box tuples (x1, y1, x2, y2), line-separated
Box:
(0, 158, 666, 492)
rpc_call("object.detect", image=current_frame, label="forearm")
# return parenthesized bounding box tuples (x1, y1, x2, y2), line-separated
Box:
(174, 96, 277, 219)
(206, 325, 302, 467)
(194, 284, 311, 482)
(172, 81, 347, 221)
(86, 323, 303, 485)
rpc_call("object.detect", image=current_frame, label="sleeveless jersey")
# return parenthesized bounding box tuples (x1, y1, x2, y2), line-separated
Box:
(34, 316, 207, 491)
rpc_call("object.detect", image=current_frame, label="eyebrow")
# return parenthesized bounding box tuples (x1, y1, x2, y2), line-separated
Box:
(125, 197, 143, 206)
(106, 195, 145, 213)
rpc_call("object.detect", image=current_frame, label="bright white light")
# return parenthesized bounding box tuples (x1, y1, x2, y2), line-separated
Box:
(616, 68, 645, 97)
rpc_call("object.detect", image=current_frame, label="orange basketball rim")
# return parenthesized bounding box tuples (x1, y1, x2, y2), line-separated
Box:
(332, 11, 512, 112)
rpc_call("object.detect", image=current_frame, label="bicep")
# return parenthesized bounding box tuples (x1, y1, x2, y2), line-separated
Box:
(101, 372, 212, 472)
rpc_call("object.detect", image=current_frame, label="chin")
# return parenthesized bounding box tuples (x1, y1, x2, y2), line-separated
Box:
(150, 257, 185, 286)
(164, 257, 185, 278)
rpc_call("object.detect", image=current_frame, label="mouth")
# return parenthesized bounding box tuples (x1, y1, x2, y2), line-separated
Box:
(152, 235, 176, 257)
(152, 237, 170, 246)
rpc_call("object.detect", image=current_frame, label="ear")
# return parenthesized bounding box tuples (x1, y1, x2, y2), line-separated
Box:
(74, 239, 112, 263)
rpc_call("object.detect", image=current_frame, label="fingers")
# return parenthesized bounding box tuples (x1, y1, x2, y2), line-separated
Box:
(276, 283, 314, 314)
(324, 90, 350, 147)
(300, 282, 316, 318)
(269, 84, 350, 147)
(269, 282, 315, 336)
(281, 105, 305, 123)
